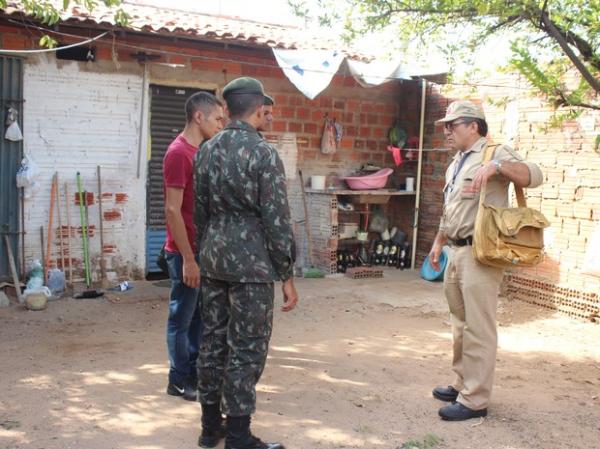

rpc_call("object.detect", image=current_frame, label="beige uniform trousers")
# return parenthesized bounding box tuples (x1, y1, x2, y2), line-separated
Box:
(444, 245, 504, 410)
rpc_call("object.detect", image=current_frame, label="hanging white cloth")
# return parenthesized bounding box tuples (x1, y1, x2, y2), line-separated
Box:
(346, 59, 408, 87)
(272, 49, 345, 100)
(5, 106, 23, 141)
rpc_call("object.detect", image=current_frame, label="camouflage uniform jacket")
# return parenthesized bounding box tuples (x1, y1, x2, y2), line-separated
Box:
(194, 119, 295, 283)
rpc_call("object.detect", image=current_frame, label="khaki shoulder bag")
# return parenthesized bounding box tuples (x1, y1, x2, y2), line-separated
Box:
(472, 145, 550, 268)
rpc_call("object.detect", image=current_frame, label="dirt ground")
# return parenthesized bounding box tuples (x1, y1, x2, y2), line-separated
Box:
(1, 270, 599, 449)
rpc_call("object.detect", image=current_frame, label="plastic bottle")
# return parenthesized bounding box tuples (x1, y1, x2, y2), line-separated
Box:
(47, 268, 65, 296)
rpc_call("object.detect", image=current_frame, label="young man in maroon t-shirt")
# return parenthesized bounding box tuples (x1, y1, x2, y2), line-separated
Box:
(163, 92, 224, 401)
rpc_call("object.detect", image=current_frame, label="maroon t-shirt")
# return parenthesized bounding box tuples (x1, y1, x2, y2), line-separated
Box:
(163, 134, 198, 254)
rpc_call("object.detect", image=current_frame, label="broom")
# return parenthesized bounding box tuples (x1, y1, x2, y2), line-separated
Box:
(298, 170, 325, 278)
(74, 172, 103, 299)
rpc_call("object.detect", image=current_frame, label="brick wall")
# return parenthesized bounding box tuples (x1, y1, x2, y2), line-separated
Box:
(268, 83, 421, 271)
(1, 20, 422, 274)
(0, 21, 420, 170)
(418, 74, 600, 321)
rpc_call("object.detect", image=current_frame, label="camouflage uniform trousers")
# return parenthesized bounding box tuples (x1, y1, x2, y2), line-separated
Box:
(198, 276, 274, 417)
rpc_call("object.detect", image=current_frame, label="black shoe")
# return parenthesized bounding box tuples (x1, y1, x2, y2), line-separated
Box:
(225, 415, 284, 449)
(199, 403, 226, 448)
(432, 385, 459, 402)
(438, 402, 487, 421)
(198, 425, 226, 448)
(225, 435, 284, 449)
(166, 380, 197, 401)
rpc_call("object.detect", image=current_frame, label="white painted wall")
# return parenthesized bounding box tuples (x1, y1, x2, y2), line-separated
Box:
(23, 54, 147, 281)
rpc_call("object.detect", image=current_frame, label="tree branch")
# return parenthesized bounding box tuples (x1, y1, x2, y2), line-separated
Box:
(555, 89, 600, 110)
(552, 22, 599, 71)
(540, 11, 600, 94)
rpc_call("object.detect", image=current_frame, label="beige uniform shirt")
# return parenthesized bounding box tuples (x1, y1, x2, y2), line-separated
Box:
(440, 137, 543, 241)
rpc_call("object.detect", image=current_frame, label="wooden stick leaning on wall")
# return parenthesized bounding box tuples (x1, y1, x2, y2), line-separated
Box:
(65, 182, 73, 287)
(45, 173, 57, 282)
(97, 165, 108, 287)
(56, 174, 65, 274)
(4, 235, 23, 303)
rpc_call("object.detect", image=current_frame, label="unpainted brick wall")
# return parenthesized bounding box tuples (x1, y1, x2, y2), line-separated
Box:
(2, 21, 423, 276)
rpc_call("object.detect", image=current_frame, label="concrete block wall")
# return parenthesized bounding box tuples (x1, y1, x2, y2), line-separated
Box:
(418, 74, 600, 321)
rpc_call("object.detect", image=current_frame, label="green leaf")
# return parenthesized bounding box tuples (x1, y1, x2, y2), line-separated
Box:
(114, 8, 129, 26)
(291, 0, 600, 113)
(39, 35, 58, 48)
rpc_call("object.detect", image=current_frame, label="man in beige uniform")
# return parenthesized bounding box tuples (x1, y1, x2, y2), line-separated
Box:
(429, 100, 543, 421)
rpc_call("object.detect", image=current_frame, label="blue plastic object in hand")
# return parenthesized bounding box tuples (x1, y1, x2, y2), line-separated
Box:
(420, 246, 450, 282)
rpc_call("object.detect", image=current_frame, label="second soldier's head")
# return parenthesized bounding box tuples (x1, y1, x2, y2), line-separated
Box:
(185, 92, 225, 140)
(259, 94, 274, 132)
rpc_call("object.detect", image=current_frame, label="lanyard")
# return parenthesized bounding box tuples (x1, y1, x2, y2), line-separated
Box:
(444, 151, 472, 202)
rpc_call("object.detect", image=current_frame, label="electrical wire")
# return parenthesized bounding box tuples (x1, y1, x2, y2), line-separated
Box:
(1, 19, 532, 91)
(0, 30, 109, 53)
(104, 38, 532, 90)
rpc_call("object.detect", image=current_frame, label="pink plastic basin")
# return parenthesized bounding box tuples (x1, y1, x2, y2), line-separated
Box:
(342, 168, 393, 190)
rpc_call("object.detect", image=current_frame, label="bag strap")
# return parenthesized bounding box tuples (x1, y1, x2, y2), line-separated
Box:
(479, 144, 527, 209)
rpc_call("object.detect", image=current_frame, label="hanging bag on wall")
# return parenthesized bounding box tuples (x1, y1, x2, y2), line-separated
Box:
(320, 117, 337, 154)
(472, 145, 550, 268)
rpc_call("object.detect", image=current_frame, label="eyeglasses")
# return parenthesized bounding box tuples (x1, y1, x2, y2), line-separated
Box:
(444, 120, 473, 132)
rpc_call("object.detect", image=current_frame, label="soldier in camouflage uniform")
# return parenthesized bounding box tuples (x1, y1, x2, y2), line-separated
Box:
(259, 94, 274, 133)
(194, 77, 298, 449)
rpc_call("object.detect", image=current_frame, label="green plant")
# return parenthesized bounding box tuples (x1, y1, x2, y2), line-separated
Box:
(400, 433, 442, 449)
(0, 0, 129, 48)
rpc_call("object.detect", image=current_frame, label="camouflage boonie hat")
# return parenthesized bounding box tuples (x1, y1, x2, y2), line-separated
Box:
(435, 100, 486, 124)
(264, 94, 274, 106)
(222, 77, 265, 98)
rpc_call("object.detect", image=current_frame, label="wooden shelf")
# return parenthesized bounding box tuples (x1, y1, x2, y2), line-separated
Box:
(305, 188, 416, 196)
(338, 209, 373, 215)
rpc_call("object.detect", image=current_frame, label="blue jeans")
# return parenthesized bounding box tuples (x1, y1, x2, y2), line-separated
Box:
(166, 251, 202, 385)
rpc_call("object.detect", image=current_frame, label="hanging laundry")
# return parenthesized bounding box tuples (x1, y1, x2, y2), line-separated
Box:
(346, 59, 408, 87)
(387, 146, 403, 167)
(273, 49, 345, 99)
(333, 120, 343, 145)
(5, 106, 23, 142)
(321, 117, 337, 154)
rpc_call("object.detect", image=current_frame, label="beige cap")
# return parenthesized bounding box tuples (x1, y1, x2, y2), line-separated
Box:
(435, 100, 486, 124)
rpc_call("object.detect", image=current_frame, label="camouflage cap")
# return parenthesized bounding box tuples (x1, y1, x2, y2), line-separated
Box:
(222, 77, 265, 98)
(435, 100, 486, 124)
(264, 94, 274, 106)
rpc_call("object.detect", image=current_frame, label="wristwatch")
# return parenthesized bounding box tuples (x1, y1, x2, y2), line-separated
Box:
(492, 159, 502, 175)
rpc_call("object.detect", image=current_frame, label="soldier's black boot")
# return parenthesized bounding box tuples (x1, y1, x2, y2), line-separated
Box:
(198, 403, 226, 448)
(225, 415, 284, 449)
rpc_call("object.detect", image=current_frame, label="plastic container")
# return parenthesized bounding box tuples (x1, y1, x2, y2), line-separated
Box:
(342, 168, 393, 190)
(339, 223, 359, 239)
(311, 175, 326, 190)
(26, 260, 44, 291)
(420, 246, 450, 281)
(47, 268, 65, 296)
(356, 231, 369, 242)
(24, 287, 51, 311)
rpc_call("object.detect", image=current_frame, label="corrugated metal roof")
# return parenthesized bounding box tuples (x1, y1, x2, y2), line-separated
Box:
(2, 1, 368, 59)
